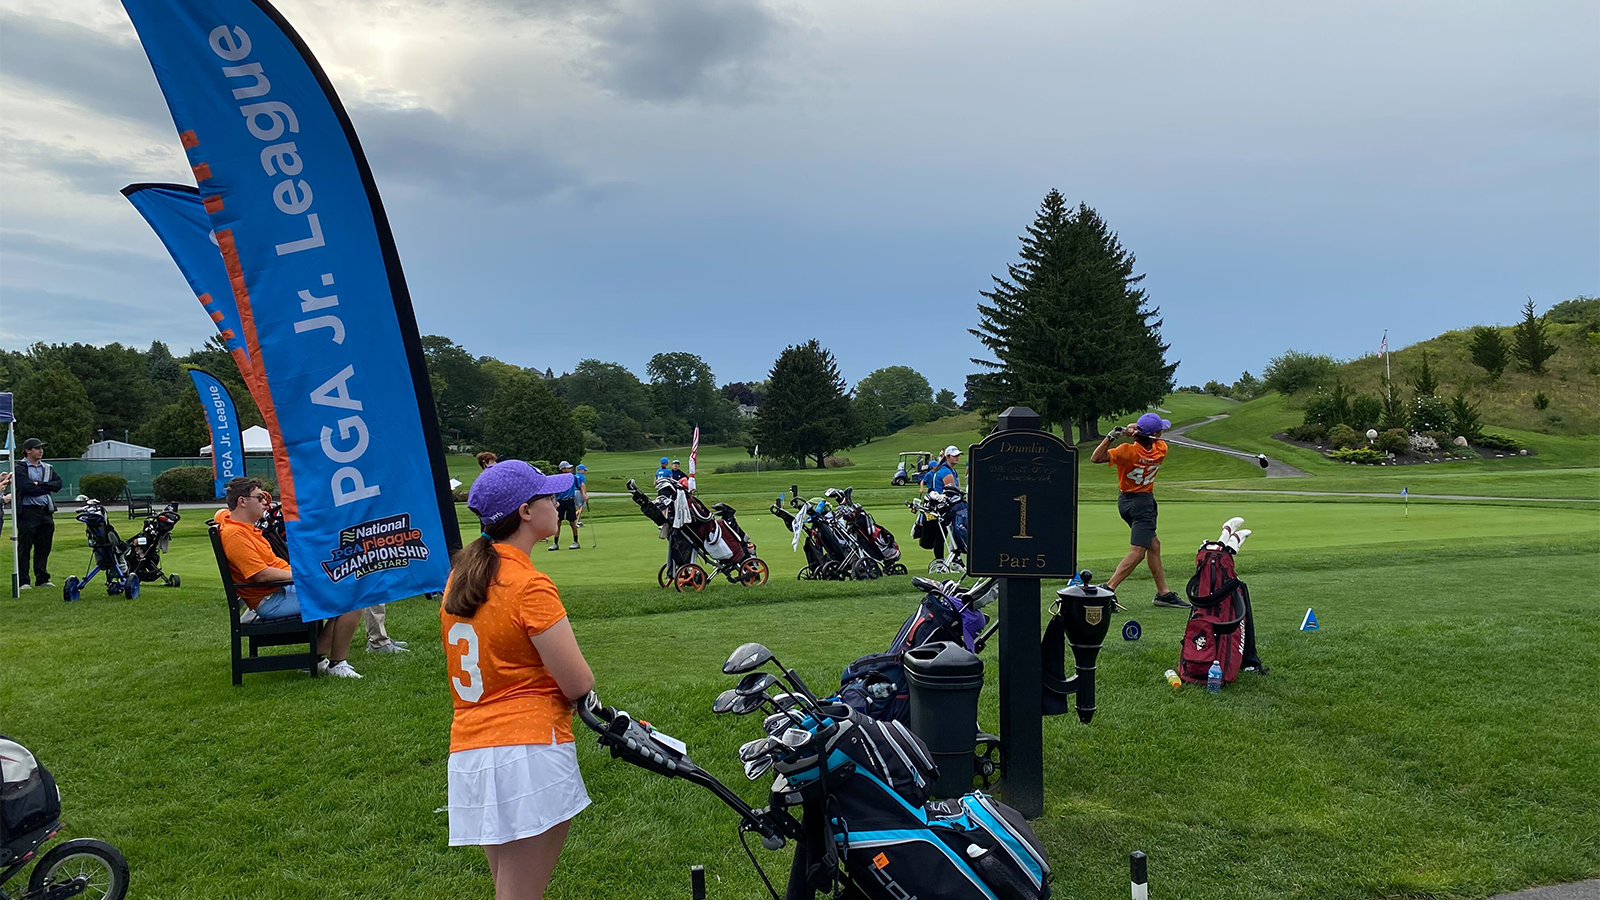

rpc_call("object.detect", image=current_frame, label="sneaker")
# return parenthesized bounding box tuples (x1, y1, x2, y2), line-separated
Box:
(547, 544, 559, 551)
(41, 581, 55, 588)
(17, 584, 30, 591)
(389, 639, 409, 649)
(1153, 592, 1190, 609)
(239, 608, 259, 624)
(366, 641, 410, 654)
(325, 660, 363, 679)
(569, 542, 580, 550)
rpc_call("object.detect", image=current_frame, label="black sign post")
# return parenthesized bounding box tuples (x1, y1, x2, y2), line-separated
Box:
(966, 406, 1078, 819)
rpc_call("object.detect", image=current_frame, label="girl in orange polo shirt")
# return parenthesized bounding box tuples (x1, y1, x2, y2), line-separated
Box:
(442, 460, 595, 899)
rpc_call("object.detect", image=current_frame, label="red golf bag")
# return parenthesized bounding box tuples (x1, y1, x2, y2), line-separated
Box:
(1178, 541, 1264, 685)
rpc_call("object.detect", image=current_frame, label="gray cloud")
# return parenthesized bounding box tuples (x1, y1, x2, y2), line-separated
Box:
(0, 12, 174, 132)
(0, 134, 176, 195)
(0, 229, 172, 280)
(347, 104, 582, 201)
(579, 0, 791, 103)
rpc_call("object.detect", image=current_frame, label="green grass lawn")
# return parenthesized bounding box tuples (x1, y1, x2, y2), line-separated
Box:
(8, 394, 1598, 898)
(4, 485, 1598, 898)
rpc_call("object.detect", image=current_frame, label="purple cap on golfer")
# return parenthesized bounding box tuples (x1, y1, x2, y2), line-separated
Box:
(468, 460, 573, 525)
(1136, 413, 1171, 434)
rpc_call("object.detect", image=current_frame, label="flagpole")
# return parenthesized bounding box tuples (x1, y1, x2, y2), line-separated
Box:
(1384, 329, 1390, 384)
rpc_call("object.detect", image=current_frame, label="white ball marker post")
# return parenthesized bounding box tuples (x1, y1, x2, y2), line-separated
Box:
(1131, 850, 1148, 899)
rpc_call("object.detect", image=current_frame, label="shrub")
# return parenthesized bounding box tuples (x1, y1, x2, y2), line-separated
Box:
(1408, 433, 1439, 454)
(1376, 428, 1409, 454)
(1424, 430, 1451, 446)
(1326, 447, 1385, 464)
(452, 486, 469, 502)
(78, 473, 129, 501)
(1327, 424, 1361, 449)
(713, 457, 801, 474)
(1533, 392, 1549, 411)
(1263, 350, 1338, 395)
(1349, 395, 1381, 430)
(1474, 432, 1523, 452)
(153, 466, 218, 501)
(1303, 381, 1353, 429)
(1410, 394, 1451, 432)
(822, 455, 855, 469)
(581, 430, 607, 452)
(1284, 423, 1327, 443)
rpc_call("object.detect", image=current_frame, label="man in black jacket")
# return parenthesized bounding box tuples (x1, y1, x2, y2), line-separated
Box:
(14, 438, 62, 590)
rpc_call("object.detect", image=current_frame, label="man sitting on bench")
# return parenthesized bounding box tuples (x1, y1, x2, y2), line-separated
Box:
(214, 477, 364, 679)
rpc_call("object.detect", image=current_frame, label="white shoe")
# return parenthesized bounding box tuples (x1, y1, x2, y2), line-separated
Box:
(41, 581, 55, 587)
(239, 608, 259, 624)
(569, 542, 580, 550)
(389, 639, 409, 649)
(366, 642, 410, 654)
(18, 584, 30, 591)
(325, 660, 363, 679)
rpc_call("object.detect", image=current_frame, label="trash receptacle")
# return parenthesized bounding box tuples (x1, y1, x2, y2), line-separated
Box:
(904, 640, 985, 799)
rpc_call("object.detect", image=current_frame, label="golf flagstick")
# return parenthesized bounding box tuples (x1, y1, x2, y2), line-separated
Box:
(1402, 485, 1408, 517)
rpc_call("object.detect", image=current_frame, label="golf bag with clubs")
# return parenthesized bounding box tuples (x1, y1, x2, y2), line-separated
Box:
(258, 499, 289, 561)
(62, 501, 138, 602)
(1178, 540, 1265, 685)
(1, 735, 130, 899)
(126, 501, 182, 587)
(771, 487, 877, 581)
(579, 639, 1053, 900)
(826, 487, 906, 575)
(627, 478, 768, 591)
(906, 488, 968, 574)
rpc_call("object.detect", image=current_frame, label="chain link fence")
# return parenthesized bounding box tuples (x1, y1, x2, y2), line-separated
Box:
(42, 457, 277, 499)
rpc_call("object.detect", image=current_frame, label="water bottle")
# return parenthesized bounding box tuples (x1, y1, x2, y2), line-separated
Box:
(1207, 660, 1222, 692)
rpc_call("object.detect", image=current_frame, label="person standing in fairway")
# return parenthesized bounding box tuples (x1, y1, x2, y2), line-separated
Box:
(442, 461, 596, 900)
(549, 462, 581, 551)
(571, 465, 588, 528)
(1091, 412, 1185, 608)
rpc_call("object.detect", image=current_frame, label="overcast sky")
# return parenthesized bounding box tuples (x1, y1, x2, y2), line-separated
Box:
(2, 0, 1596, 393)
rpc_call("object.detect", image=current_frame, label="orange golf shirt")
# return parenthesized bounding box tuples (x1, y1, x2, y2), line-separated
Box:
(212, 508, 289, 610)
(441, 544, 575, 751)
(1108, 439, 1168, 493)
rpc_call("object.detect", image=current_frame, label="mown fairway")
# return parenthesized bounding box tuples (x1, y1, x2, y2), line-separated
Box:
(4, 410, 1597, 899)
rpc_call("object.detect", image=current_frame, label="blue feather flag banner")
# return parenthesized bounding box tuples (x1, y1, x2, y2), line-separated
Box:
(122, 184, 254, 376)
(190, 369, 242, 498)
(122, 0, 459, 618)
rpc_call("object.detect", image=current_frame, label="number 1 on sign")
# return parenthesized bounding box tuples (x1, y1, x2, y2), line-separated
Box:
(1013, 493, 1032, 539)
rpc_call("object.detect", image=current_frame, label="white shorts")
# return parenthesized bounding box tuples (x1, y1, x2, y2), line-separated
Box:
(447, 742, 591, 847)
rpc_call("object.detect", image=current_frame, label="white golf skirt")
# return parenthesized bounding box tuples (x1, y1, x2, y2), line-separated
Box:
(447, 742, 591, 846)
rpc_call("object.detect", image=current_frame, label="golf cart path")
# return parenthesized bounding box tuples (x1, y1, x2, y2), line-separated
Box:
(1487, 880, 1600, 900)
(1165, 415, 1311, 478)
(1188, 488, 1598, 503)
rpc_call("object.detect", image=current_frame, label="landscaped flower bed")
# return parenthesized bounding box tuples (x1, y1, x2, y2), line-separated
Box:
(1273, 429, 1535, 465)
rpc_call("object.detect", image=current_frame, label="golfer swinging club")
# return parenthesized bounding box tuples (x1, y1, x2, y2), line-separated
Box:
(1090, 412, 1186, 609)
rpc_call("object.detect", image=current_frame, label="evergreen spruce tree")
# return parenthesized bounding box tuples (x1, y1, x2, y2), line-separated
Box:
(1511, 297, 1558, 374)
(1378, 376, 1408, 430)
(970, 191, 1174, 443)
(1410, 349, 1439, 396)
(1448, 391, 1482, 440)
(1467, 326, 1510, 381)
(755, 340, 857, 469)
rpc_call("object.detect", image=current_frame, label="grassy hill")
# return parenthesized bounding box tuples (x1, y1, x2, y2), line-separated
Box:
(1329, 323, 1598, 436)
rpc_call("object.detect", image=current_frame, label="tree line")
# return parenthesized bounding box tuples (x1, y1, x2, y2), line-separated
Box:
(5, 188, 1182, 463)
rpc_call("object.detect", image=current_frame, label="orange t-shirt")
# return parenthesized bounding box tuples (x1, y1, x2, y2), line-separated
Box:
(441, 544, 574, 751)
(213, 509, 289, 610)
(1108, 440, 1168, 494)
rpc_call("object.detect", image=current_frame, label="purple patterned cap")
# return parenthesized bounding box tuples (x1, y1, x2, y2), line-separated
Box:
(468, 460, 574, 525)
(1136, 413, 1172, 434)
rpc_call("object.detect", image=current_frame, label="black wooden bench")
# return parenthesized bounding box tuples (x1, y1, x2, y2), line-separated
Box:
(208, 522, 321, 685)
(124, 486, 154, 521)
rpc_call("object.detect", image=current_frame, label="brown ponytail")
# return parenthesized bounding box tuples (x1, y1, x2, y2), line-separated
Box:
(444, 496, 539, 618)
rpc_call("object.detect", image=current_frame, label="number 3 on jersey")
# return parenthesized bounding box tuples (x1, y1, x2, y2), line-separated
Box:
(448, 622, 484, 702)
(1127, 463, 1162, 486)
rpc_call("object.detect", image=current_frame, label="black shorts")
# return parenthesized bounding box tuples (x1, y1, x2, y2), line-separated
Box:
(1117, 491, 1158, 548)
(557, 497, 577, 522)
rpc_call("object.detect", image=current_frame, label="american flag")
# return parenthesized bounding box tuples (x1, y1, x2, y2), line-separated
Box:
(1379, 332, 1388, 357)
